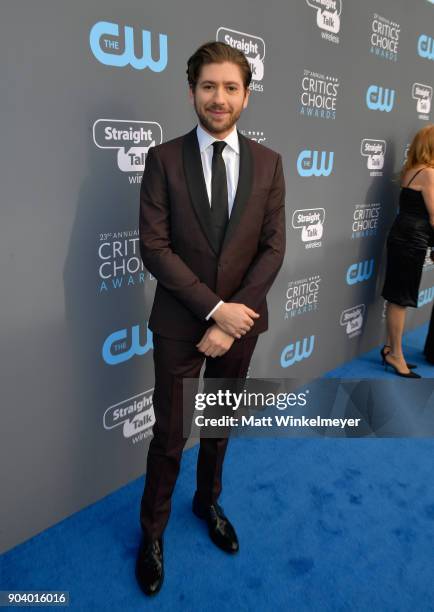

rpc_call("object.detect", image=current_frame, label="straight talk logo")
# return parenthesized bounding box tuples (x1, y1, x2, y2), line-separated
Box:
(217, 27, 265, 92)
(103, 389, 155, 443)
(412, 83, 432, 120)
(291, 208, 325, 249)
(305, 0, 342, 44)
(92, 119, 163, 179)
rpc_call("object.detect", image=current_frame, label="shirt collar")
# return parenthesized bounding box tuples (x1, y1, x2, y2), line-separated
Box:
(196, 123, 239, 155)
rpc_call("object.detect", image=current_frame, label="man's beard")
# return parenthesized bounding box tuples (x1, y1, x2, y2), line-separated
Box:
(194, 101, 242, 136)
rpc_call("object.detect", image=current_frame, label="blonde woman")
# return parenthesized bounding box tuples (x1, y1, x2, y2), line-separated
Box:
(382, 125, 434, 378)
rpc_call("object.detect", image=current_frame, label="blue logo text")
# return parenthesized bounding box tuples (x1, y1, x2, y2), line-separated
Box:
(102, 322, 153, 365)
(280, 336, 315, 367)
(366, 85, 395, 111)
(346, 259, 374, 285)
(297, 150, 334, 177)
(90, 21, 168, 71)
(418, 34, 434, 60)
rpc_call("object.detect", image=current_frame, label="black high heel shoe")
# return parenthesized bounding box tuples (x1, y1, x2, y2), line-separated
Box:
(380, 345, 417, 369)
(384, 354, 421, 378)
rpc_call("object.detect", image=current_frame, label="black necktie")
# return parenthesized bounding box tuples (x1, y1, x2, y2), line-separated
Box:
(211, 141, 229, 252)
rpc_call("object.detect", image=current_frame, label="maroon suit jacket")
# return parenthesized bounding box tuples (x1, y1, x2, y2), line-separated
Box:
(139, 127, 286, 342)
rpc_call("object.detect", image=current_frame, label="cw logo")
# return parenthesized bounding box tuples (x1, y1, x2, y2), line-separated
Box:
(297, 150, 334, 177)
(89, 21, 168, 71)
(418, 34, 434, 60)
(280, 336, 315, 368)
(366, 85, 395, 112)
(102, 322, 153, 365)
(418, 285, 434, 306)
(346, 259, 374, 285)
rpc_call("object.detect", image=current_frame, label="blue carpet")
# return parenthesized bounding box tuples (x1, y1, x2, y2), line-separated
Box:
(2, 325, 434, 611)
(325, 322, 434, 379)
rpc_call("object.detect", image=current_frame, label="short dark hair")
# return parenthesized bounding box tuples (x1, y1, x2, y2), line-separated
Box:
(186, 41, 252, 90)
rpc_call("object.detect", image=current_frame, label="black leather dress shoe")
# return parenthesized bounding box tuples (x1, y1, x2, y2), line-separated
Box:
(135, 537, 164, 596)
(192, 493, 239, 553)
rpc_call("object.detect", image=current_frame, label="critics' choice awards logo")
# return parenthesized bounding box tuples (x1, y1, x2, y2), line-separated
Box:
(240, 129, 267, 144)
(412, 83, 432, 120)
(104, 390, 155, 444)
(340, 305, 365, 338)
(89, 21, 168, 71)
(300, 70, 340, 120)
(351, 203, 381, 239)
(93, 119, 163, 177)
(285, 275, 321, 319)
(98, 230, 154, 293)
(418, 34, 434, 61)
(305, 0, 342, 44)
(280, 336, 315, 368)
(292, 208, 325, 249)
(361, 139, 386, 177)
(366, 85, 395, 112)
(370, 14, 400, 62)
(346, 259, 374, 285)
(102, 322, 153, 365)
(297, 150, 334, 176)
(216, 27, 265, 92)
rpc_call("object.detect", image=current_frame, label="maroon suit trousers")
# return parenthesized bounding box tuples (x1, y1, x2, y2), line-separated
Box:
(140, 332, 258, 539)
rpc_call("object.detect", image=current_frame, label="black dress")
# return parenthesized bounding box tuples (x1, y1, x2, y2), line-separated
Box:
(382, 168, 434, 308)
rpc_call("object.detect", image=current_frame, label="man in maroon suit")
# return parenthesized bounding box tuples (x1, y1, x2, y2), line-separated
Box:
(136, 41, 286, 595)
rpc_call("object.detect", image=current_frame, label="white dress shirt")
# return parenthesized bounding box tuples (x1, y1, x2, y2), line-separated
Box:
(195, 124, 240, 321)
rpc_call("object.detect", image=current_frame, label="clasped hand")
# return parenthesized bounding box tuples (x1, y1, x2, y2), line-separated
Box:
(212, 302, 259, 338)
(196, 302, 260, 357)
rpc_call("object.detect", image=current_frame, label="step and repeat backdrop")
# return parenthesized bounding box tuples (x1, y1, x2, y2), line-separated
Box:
(2, 0, 434, 552)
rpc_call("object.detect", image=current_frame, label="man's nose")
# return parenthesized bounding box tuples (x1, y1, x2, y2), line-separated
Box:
(212, 86, 226, 104)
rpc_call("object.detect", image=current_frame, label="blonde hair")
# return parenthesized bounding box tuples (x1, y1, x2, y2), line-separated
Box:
(402, 124, 434, 179)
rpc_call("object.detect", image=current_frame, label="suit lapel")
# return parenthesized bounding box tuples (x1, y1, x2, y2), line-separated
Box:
(182, 128, 254, 257)
(220, 130, 253, 254)
(182, 128, 220, 255)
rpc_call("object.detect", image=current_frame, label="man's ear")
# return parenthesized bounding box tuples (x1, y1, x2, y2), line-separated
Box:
(188, 86, 195, 104)
(243, 88, 250, 109)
